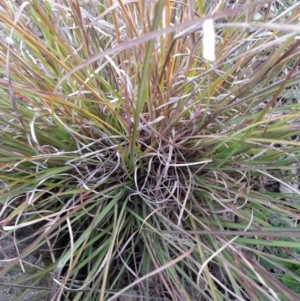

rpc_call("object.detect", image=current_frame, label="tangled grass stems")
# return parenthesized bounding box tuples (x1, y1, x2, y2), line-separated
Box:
(1, 0, 300, 301)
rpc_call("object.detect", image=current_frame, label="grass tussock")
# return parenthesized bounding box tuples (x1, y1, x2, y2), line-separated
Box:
(1, 0, 300, 300)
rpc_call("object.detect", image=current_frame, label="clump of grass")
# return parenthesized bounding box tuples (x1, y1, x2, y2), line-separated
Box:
(1, 1, 300, 300)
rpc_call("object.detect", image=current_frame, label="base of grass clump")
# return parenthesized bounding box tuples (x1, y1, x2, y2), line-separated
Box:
(1, 1, 300, 301)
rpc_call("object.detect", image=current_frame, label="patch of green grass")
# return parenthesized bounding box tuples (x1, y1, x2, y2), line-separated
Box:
(1, 1, 300, 301)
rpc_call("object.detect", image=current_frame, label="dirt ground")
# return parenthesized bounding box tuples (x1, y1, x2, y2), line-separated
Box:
(0, 231, 52, 301)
